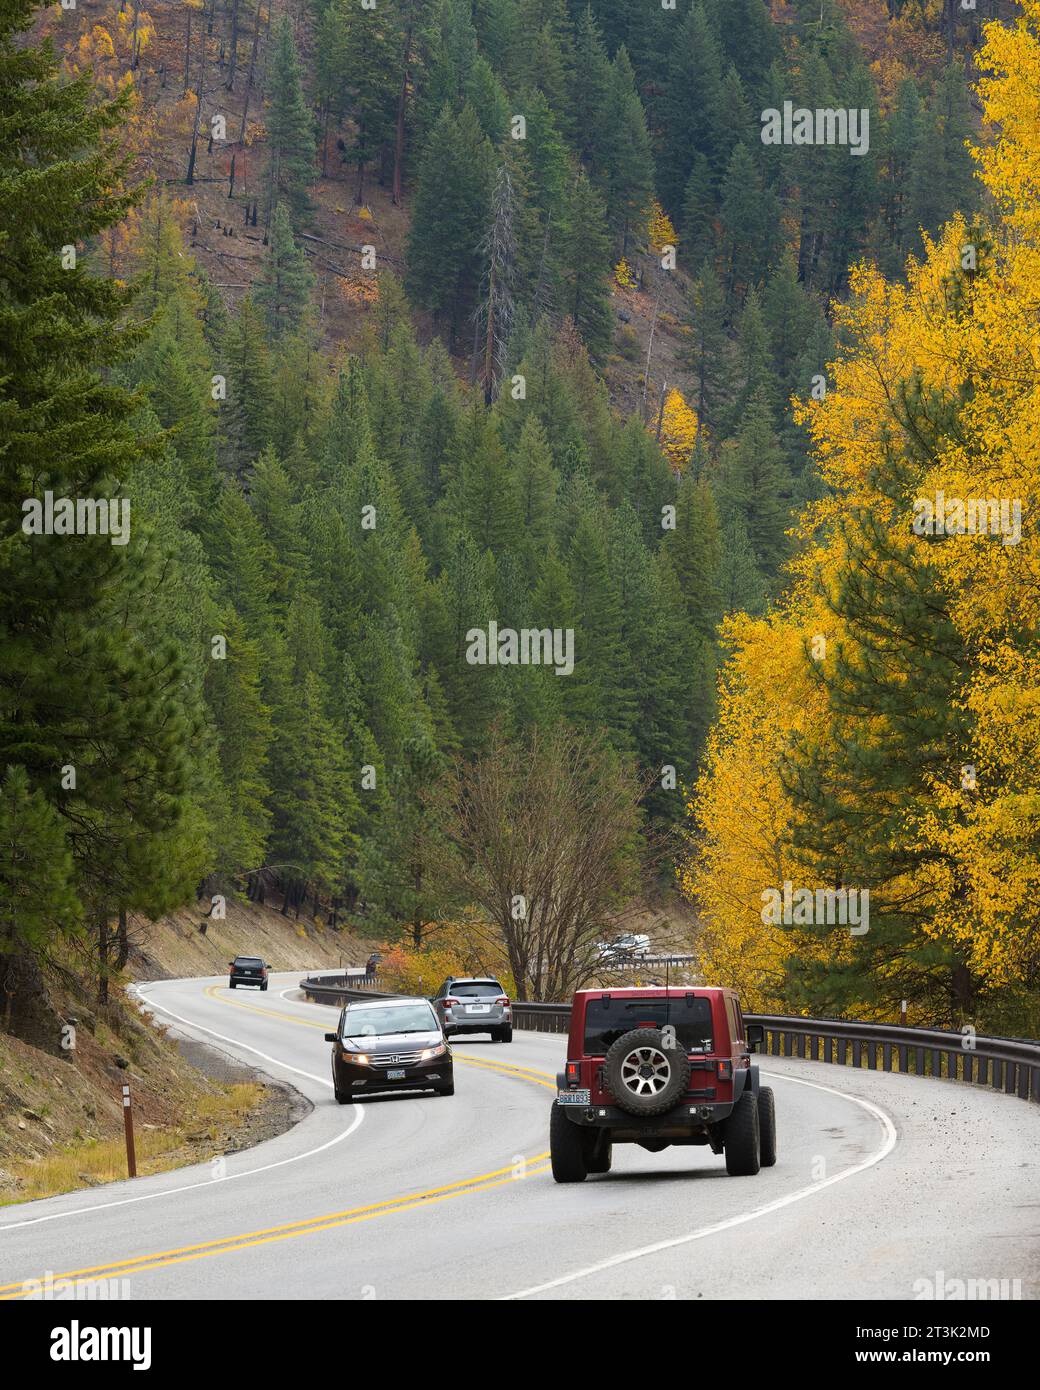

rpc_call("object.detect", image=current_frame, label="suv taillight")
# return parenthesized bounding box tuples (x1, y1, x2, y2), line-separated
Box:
(565, 1061, 581, 1087)
(496, 996, 509, 1006)
(717, 1059, 733, 1081)
(444, 997, 460, 1009)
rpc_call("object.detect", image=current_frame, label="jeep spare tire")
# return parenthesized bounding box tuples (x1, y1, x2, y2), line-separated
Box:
(603, 1028, 690, 1117)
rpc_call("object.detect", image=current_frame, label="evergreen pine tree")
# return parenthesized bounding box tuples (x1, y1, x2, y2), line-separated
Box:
(256, 202, 314, 340)
(406, 104, 495, 348)
(265, 14, 317, 223)
(558, 169, 614, 361)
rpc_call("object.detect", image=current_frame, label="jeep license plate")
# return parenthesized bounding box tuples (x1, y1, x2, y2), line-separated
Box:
(557, 1089, 591, 1105)
(386, 1068, 406, 1079)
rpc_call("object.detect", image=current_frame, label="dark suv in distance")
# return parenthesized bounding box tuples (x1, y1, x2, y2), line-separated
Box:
(431, 977, 512, 1042)
(325, 996, 453, 1103)
(229, 956, 268, 990)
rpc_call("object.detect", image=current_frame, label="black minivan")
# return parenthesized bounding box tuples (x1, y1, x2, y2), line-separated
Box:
(325, 996, 453, 1103)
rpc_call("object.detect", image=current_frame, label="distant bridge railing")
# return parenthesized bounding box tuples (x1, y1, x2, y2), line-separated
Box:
(299, 978, 1040, 1104)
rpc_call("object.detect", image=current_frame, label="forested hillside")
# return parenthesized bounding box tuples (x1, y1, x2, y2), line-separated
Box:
(0, 0, 1029, 1026)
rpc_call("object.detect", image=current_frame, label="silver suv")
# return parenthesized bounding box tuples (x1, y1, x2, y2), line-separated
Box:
(431, 977, 512, 1042)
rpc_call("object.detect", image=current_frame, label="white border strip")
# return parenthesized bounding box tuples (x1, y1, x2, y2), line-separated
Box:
(503, 1070, 898, 1299)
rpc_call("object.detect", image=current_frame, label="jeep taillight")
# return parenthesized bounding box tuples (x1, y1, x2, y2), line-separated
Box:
(717, 1059, 733, 1081)
(565, 1061, 581, 1087)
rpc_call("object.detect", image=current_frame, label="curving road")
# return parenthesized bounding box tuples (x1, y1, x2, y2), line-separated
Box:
(1, 973, 1037, 1301)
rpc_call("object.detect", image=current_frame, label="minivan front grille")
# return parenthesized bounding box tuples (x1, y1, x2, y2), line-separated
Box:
(373, 1050, 424, 1066)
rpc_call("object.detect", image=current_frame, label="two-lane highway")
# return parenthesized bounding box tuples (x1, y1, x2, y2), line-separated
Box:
(1, 973, 1037, 1300)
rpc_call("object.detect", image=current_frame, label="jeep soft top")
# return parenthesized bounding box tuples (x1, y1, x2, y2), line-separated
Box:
(549, 986, 776, 1182)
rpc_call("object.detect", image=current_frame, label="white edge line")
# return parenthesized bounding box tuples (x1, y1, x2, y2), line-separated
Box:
(0, 986, 363, 1232)
(502, 1068, 898, 1300)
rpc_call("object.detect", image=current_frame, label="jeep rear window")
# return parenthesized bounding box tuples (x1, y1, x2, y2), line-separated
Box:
(583, 997, 714, 1055)
(451, 981, 502, 997)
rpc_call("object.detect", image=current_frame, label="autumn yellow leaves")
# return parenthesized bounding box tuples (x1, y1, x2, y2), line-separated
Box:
(680, 3, 1040, 1029)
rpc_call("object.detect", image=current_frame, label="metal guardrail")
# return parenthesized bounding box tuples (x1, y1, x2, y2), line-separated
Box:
(300, 978, 1040, 1103)
(750, 1014, 1040, 1103)
(510, 1003, 1040, 1103)
(300, 971, 391, 1005)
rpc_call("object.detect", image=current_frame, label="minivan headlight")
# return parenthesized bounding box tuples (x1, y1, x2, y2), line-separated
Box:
(420, 1043, 448, 1060)
(341, 1050, 370, 1065)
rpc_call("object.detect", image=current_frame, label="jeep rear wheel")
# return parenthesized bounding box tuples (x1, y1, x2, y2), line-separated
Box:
(724, 1088, 761, 1175)
(758, 1085, 777, 1166)
(550, 1101, 588, 1183)
(603, 1028, 691, 1117)
(587, 1133, 612, 1174)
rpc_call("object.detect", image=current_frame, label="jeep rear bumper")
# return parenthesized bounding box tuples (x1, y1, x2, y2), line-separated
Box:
(557, 1098, 735, 1133)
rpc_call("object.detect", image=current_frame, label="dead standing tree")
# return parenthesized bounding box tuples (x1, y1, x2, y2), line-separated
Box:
(431, 726, 645, 1001)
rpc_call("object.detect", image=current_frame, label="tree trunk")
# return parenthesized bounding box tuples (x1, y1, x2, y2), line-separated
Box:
(115, 907, 129, 971)
(186, 17, 206, 185)
(226, 0, 241, 89)
(392, 21, 414, 206)
(130, 0, 141, 69)
(951, 959, 975, 1020)
(97, 915, 110, 1006)
(239, 0, 262, 142)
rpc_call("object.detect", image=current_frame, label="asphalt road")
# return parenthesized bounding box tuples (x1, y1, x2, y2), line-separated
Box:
(1, 973, 1037, 1301)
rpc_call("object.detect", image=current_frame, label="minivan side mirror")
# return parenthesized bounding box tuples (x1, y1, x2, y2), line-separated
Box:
(746, 1022, 765, 1052)
(324, 1032, 338, 1043)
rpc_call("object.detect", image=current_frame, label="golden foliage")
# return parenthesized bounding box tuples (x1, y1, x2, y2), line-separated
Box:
(682, 2, 1040, 1009)
(377, 920, 516, 998)
(654, 388, 698, 471)
(647, 199, 677, 254)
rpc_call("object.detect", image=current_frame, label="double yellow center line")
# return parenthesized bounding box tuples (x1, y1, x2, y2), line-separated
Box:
(0, 986, 553, 1297)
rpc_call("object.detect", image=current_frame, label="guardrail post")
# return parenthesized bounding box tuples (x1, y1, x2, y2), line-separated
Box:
(122, 1082, 137, 1179)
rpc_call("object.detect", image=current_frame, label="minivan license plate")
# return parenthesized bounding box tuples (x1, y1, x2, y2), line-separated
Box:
(557, 1089, 591, 1105)
(386, 1068, 406, 1079)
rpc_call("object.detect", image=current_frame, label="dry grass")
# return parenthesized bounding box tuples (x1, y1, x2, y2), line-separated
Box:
(0, 1083, 262, 1205)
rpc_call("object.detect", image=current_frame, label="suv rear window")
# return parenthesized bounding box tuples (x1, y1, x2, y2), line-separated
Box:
(450, 981, 502, 997)
(235, 958, 263, 968)
(583, 996, 714, 1055)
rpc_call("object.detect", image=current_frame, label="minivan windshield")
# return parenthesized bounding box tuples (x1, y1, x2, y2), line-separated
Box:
(342, 1003, 438, 1037)
(583, 996, 714, 1054)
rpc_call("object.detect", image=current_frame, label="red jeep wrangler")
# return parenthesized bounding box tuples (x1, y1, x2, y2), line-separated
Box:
(550, 986, 776, 1182)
